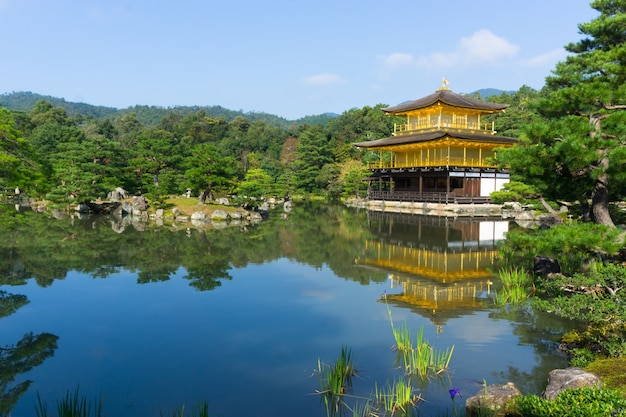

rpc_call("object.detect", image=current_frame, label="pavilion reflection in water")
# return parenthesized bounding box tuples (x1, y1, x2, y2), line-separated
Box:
(359, 212, 508, 329)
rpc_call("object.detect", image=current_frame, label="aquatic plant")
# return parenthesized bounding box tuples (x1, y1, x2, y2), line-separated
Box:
(385, 292, 455, 378)
(159, 401, 210, 417)
(35, 387, 104, 417)
(316, 345, 358, 416)
(374, 378, 422, 416)
(494, 267, 534, 306)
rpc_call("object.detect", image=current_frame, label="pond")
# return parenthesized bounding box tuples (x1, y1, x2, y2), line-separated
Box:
(0, 202, 577, 417)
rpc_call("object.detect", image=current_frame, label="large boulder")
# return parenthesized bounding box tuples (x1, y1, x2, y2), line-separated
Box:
(190, 211, 207, 221)
(108, 187, 127, 201)
(541, 367, 602, 400)
(211, 209, 230, 222)
(465, 382, 521, 417)
(534, 256, 561, 277)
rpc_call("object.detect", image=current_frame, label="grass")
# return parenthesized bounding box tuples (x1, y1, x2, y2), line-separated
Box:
(159, 402, 210, 417)
(374, 379, 423, 416)
(585, 357, 626, 396)
(35, 387, 104, 417)
(493, 267, 534, 306)
(316, 346, 358, 417)
(35, 388, 211, 417)
(385, 293, 455, 379)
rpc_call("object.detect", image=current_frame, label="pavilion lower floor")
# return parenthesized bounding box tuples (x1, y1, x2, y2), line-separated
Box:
(365, 167, 509, 204)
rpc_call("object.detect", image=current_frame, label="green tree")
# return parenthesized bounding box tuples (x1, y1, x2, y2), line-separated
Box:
(327, 104, 395, 162)
(129, 128, 183, 195)
(293, 125, 334, 192)
(235, 168, 273, 198)
(498, 0, 626, 226)
(485, 85, 542, 138)
(184, 143, 240, 202)
(0, 109, 43, 193)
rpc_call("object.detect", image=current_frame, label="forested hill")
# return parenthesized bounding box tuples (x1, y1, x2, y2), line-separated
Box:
(0, 91, 337, 128)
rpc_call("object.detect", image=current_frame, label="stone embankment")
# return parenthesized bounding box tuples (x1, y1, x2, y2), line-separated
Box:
(345, 198, 565, 225)
(21, 194, 293, 232)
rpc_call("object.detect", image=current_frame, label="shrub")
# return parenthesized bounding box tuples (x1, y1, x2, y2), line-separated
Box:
(514, 387, 626, 417)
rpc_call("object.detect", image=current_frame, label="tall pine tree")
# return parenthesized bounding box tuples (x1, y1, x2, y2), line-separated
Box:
(500, 0, 626, 225)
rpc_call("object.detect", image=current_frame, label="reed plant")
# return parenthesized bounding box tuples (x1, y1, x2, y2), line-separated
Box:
(35, 387, 105, 417)
(374, 379, 422, 416)
(316, 346, 358, 416)
(159, 401, 210, 417)
(494, 267, 534, 306)
(385, 293, 454, 379)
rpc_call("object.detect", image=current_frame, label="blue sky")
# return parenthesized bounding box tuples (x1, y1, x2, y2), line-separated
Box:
(1, 0, 598, 120)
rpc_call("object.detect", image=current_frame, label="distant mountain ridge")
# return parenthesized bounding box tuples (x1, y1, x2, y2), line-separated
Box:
(0, 89, 513, 127)
(0, 91, 337, 128)
(473, 88, 516, 98)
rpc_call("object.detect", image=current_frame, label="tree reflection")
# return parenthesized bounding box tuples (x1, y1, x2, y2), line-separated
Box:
(0, 332, 59, 416)
(0, 291, 28, 319)
(0, 202, 384, 291)
(489, 306, 578, 394)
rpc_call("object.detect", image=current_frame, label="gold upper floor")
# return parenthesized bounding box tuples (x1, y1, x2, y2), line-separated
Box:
(392, 103, 498, 136)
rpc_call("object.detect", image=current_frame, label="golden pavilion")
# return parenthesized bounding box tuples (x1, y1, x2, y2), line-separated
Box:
(354, 81, 517, 203)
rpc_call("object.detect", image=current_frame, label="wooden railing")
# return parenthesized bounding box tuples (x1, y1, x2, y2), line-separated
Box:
(366, 157, 496, 170)
(394, 122, 494, 135)
(368, 190, 492, 204)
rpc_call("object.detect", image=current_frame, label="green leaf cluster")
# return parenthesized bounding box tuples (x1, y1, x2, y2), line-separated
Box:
(514, 387, 626, 417)
(499, 222, 623, 274)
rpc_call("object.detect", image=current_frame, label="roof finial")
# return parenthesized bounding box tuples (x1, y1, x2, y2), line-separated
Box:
(438, 77, 450, 91)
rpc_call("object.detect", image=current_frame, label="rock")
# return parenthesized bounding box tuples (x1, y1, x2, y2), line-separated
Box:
(155, 209, 164, 218)
(190, 211, 207, 221)
(541, 368, 602, 400)
(538, 213, 563, 229)
(229, 211, 243, 220)
(534, 256, 561, 277)
(211, 209, 230, 222)
(215, 197, 230, 205)
(132, 196, 148, 211)
(75, 203, 90, 213)
(465, 382, 521, 417)
(108, 187, 127, 201)
(248, 211, 263, 222)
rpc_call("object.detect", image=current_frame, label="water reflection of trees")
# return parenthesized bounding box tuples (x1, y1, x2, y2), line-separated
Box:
(489, 306, 578, 394)
(0, 332, 59, 416)
(0, 291, 28, 319)
(0, 290, 59, 416)
(0, 202, 387, 291)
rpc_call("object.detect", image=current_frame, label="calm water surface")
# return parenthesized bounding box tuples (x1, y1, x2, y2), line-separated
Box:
(0, 203, 576, 417)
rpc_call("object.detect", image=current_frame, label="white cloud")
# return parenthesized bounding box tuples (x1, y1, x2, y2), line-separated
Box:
(379, 29, 519, 72)
(523, 48, 567, 68)
(380, 52, 415, 68)
(459, 29, 519, 65)
(303, 72, 344, 86)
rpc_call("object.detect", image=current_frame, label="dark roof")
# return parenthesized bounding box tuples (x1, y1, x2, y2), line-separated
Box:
(383, 88, 508, 114)
(353, 130, 517, 149)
